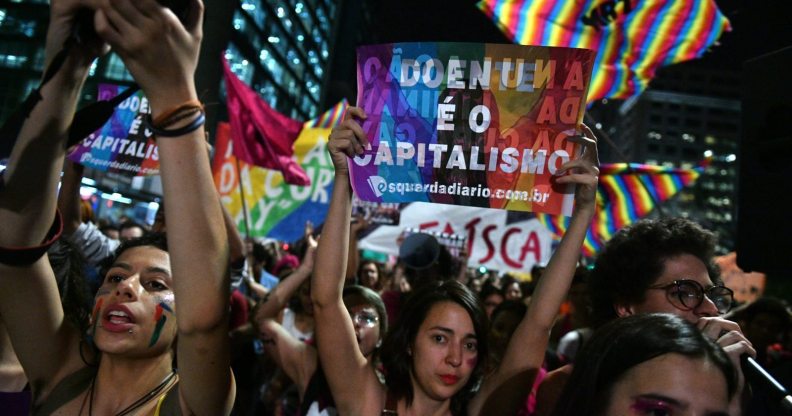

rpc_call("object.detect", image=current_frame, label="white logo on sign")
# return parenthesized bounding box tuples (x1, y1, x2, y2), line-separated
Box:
(367, 176, 387, 197)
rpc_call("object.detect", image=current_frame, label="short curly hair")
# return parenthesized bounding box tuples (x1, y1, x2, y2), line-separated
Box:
(588, 218, 720, 327)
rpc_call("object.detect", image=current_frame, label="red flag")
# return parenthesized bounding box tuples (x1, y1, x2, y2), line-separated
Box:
(222, 58, 310, 186)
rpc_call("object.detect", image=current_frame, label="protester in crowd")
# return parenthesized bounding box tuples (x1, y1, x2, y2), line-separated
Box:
(550, 313, 737, 416)
(255, 284, 387, 415)
(253, 233, 317, 341)
(58, 159, 123, 267)
(380, 232, 460, 325)
(480, 282, 505, 319)
(502, 274, 524, 302)
(728, 297, 792, 414)
(357, 259, 383, 292)
(0, 0, 235, 414)
(534, 217, 755, 416)
(729, 297, 791, 367)
(311, 106, 599, 415)
(118, 220, 145, 240)
(99, 224, 120, 241)
(487, 300, 548, 415)
(553, 266, 593, 364)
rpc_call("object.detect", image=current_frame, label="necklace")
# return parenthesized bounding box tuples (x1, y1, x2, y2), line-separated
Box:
(87, 370, 177, 416)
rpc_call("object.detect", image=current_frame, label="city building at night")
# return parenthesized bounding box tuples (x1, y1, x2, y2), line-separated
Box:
(613, 63, 741, 251)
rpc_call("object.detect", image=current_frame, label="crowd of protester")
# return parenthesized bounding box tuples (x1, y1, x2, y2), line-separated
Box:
(1, 1, 792, 415)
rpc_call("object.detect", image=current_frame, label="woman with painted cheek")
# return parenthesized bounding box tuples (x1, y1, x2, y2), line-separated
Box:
(387, 294, 484, 408)
(550, 313, 737, 416)
(312, 106, 599, 415)
(0, 0, 235, 413)
(92, 243, 178, 356)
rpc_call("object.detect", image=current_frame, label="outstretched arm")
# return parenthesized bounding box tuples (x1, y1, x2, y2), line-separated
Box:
(311, 107, 384, 415)
(0, 0, 105, 392)
(252, 233, 316, 321)
(94, 0, 233, 413)
(470, 125, 599, 416)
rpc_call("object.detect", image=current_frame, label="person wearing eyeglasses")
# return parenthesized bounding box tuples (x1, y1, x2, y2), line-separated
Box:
(534, 217, 755, 416)
(253, 284, 387, 415)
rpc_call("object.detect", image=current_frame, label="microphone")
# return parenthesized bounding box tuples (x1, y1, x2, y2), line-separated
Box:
(741, 355, 792, 413)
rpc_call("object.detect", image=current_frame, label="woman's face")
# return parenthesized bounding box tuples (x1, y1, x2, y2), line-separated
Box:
(483, 293, 504, 318)
(92, 246, 177, 356)
(410, 301, 479, 402)
(605, 353, 729, 416)
(346, 302, 382, 358)
(505, 282, 522, 301)
(359, 263, 379, 289)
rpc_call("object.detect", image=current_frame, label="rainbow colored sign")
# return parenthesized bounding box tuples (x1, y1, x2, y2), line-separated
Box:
(350, 42, 594, 216)
(68, 84, 159, 176)
(212, 122, 335, 242)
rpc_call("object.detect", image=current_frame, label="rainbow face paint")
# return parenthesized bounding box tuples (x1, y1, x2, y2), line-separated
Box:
(148, 301, 172, 347)
(90, 298, 104, 339)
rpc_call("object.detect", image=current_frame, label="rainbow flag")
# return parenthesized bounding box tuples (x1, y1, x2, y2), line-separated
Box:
(477, 0, 731, 102)
(304, 99, 349, 129)
(536, 163, 700, 257)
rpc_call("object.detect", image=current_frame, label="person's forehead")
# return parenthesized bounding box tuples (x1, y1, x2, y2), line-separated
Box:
(654, 254, 713, 286)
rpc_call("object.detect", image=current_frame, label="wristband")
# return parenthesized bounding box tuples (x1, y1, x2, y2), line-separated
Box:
(152, 100, 203, 126)
(144, 112, 205, 138)
(0, 210, 63, 266)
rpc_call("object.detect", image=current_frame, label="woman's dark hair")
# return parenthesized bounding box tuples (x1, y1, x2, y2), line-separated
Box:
(550, 313, 737, 416)
(114, 232, 168, 258)
(343, 285, 388, 336)
(479, 282, 504, 302)
(381, 280, 488, 415)
(588, 218, 720, 327)
(99, 232, 169, 278)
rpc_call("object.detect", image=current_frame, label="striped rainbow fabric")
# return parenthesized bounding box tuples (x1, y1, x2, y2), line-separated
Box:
(304, 99, 349, 128)
(536, 163, 701, 257)
(477, 0, 731, 103)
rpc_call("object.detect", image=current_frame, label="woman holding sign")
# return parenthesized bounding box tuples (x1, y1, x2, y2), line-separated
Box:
(311, 106, 599, 415)
(0, 0, 234, 414)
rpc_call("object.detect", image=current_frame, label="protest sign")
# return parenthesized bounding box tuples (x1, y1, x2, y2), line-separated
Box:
(212, 122, 334, 242)
(351, 196, 402, 225)
(68, 84, 159, 176)
(359, 203, 552, 273)
(350, 42, 594, 216)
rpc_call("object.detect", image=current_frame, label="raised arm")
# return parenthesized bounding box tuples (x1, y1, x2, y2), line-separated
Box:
(58, 159, 120, 265)
(311, 107, 384, 414)
(470, 125, 599, 416)
(252, 233, 316, 321)
(93, 0, 233, 413)
(0, 0, 105, 391)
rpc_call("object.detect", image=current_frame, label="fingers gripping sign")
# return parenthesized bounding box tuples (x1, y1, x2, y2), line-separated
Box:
(328, 107, 368, 176)
(553, 123, 600, 210)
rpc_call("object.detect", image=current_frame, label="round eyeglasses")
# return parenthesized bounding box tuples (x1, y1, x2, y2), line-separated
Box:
(648, 279, 734, 314)
(351, 311, 379, 327)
